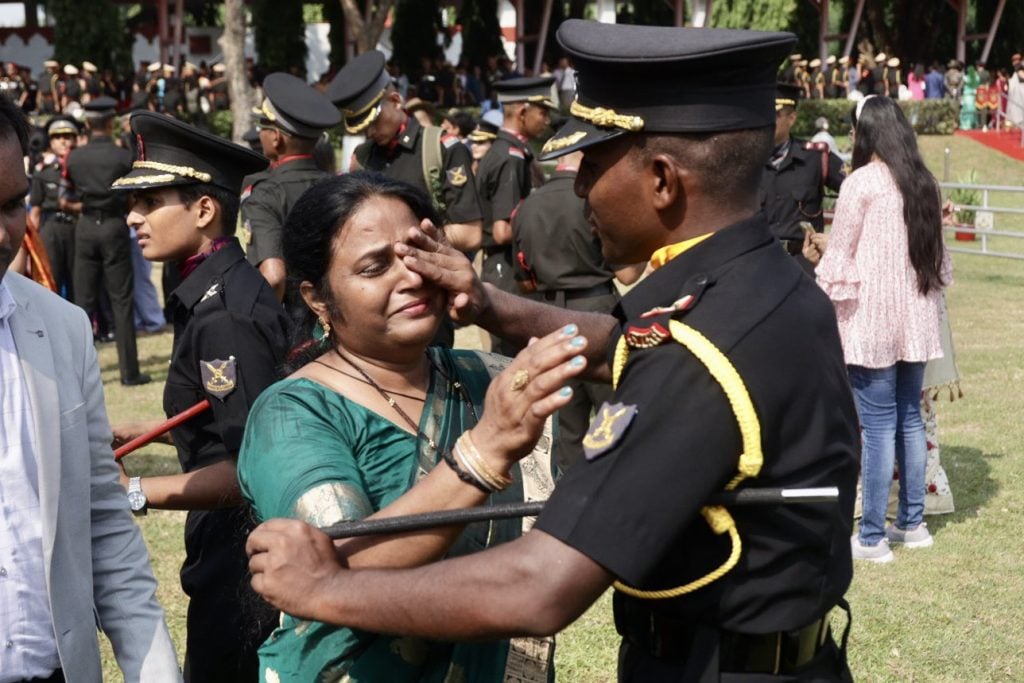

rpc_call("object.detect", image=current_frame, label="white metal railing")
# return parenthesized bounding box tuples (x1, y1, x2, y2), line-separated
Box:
(938, 181, 1024, 260)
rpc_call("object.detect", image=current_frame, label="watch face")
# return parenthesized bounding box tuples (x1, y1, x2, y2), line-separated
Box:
(128, 490, 147, 511)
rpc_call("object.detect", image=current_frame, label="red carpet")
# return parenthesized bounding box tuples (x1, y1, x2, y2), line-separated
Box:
(954, 128, 1024, 162)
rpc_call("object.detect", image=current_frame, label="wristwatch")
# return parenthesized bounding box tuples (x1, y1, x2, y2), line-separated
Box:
(127, 476, 148, 516)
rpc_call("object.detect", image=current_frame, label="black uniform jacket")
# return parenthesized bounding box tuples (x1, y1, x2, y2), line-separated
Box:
(242, 156, 328, 266)
(760, 138, 845, 241)
(65, 135, 132, 213)
(476, 129, 535, 249)
(352, 116, 482, 226)
(164, 239, 290, 474)
(535, 215, 860, 634)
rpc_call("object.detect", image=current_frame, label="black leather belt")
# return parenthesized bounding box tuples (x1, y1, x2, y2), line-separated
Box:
(482, 245, 509, 256)
(41, 211, 74, 224)
(542, 282, 615, 301)
(618, 609, 830, 674)
(82, 210, 121, 222)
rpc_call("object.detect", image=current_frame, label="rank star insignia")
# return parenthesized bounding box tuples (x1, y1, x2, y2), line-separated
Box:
(582, 401, 637, 461)
(200, 357, 237, 400)
(446, 165, 468, 187)
(625, 322, 670, 349)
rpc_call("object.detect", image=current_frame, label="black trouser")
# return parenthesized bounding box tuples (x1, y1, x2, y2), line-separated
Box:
(540, 288, 619, 472)
(181, 507, 277, 683)
(73, 214, 141, 381)
(39, 213, 75, 300)
(481, 247, 520, 356)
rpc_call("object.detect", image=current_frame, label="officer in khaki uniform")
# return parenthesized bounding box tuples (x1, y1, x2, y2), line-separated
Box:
(241, 73, 340, 311)
(759, 83, 845, 272)
(245, 20, 861, 683)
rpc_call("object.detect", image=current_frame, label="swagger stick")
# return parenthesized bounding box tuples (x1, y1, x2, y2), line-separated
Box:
(321, 487, 839, 540)
(114, 399, 212, 460)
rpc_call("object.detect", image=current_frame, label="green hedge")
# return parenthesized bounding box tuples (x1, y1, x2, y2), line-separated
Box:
(793, 98, 959, 137)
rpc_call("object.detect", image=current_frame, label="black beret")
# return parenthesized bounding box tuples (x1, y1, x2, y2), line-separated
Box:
(540, 20, 796, 160)
(494, 76, 556, 108)
(326, 51, 392, 134)
(776, 83, 803, 110)
(259, 72, 340, 138)
(112, 111, 268, 193)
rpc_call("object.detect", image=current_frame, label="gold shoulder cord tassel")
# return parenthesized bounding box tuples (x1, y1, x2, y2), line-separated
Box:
(611, 320, 763, 600)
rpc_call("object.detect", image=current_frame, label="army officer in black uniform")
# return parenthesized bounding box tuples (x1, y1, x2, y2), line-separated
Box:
(328, 50, 484, 253)
(64, 96, 148, 385)
(760, 83, 845, 273)
(242, 73, 340, 304)
(28, 115, 79, 299)
(110, 112, 287, 682)
(247, 20, 861, 682)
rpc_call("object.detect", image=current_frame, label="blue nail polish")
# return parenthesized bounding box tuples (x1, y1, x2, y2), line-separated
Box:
(569, 335, 585, 348)
(562, 324, 578, 336)
(559, 386, 573, 397)
(569, 355, 585, 368)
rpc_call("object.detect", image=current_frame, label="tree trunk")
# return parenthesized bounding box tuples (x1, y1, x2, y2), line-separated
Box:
(339, 0, 396, 53)
(24, 1, 38, 28)
(220, 0, 253, 143)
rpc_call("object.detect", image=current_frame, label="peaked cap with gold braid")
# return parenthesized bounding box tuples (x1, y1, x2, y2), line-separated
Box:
(540, 20, 796, 160)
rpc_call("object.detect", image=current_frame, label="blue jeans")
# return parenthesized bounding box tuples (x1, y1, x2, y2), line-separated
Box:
(848, 362, 927, 546)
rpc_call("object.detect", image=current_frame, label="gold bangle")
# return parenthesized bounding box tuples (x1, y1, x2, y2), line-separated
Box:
(460, 432, 512, 491)
(452, 438, 496, 493)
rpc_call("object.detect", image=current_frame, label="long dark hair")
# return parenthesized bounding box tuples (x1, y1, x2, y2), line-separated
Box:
(850, 97, 945, 295)
(281, 171, 442, 370)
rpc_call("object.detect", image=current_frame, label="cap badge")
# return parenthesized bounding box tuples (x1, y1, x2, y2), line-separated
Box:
(583, 401, 637, 460)
(446, 165, 468, 187)
(201, 357, 237, 400)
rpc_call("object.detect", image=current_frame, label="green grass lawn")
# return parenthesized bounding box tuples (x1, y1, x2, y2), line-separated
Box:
(100, 134, 1024, 681)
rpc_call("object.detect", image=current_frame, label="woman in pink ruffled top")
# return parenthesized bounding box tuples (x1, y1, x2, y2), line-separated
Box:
(804, 95, 950, 564)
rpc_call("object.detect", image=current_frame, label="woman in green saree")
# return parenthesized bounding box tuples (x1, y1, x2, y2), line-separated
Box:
(238, 171, 586, 682)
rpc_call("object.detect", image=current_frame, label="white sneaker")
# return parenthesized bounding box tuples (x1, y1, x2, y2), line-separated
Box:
(851, 536, 895, 563)
(886, 523, 934, 549)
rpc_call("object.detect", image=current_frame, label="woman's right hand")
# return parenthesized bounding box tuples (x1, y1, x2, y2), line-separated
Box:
(470, 324, 588, 470)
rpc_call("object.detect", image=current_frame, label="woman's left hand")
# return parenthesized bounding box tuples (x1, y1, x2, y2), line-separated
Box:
(470, 325, 588, 470)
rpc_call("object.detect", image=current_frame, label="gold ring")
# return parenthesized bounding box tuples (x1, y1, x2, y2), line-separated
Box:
(510, 369, 530, 392)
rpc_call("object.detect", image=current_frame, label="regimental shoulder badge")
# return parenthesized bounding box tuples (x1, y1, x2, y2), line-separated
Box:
(200, 356, 237, 400)
(625, 322, 670, 349)
(508, 146, 525, 159)
(582, 401, 638, 461)
(805, 140, 829, 152)
(240, 184, 254, 202)
(446, 165, 468, 187)
(441, 134, 459, 149)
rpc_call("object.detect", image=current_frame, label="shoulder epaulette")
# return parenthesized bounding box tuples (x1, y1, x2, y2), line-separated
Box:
(441, 134, 459, 149)
(508, 146, 525, 159)
(805, 141, 829, 153)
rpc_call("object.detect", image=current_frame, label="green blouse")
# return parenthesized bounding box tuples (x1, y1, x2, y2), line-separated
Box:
(239, 347, 557, 683)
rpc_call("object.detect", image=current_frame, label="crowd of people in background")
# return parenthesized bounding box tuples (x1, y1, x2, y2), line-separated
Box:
(780, 48, 1024, 132)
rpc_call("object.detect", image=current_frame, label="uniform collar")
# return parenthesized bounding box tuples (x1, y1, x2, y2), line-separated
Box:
(273, 155, 320, 173)
(619, 214, 774, 321)
(394, 115, 421, 151)
(169, 238, 245, 309)
(497, 128, 532, 155)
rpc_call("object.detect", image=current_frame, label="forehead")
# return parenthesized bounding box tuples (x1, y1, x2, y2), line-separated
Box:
(334, 195, 417, 250)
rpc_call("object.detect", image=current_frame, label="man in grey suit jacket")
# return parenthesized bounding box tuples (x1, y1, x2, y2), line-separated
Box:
(0, 94, 181, 682)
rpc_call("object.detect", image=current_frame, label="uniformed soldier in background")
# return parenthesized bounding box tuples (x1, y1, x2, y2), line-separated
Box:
(476, 76, 555, 354)
(38, 59, 60, 114)
(65, 96, 148, 385)
(328, 50, 484, 254)
(760, 83, 845, 273)
(512, 149, 642, 471)
(241, 72, 339, 306)
(246, 20, 860, 682)
(28, 115, 79, 300)
(823, 55, 840, 98)
(111, 112, 285, 683)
